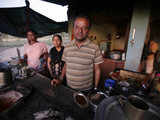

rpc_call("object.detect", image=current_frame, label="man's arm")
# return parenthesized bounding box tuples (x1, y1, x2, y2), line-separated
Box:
(19, 54, 27, 64)
(42, 52, 48, 68)
(93, 45, 103, 89)
(94, 63, 101, 89)
(24, 54, 27, 60)
(41, 43, 49, 67)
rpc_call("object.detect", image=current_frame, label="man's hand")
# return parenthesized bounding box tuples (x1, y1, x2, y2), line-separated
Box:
(42, 63, 47, 69)
(51, 79, 62, 87)
(18, 58, 25, 64)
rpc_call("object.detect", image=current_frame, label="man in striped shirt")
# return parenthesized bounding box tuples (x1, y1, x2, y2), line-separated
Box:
(51, 14, 103, 91)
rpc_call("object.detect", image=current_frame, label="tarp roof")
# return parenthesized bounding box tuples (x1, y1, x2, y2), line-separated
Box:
(42, 0, 68, 6)
(0, 0, 68, 38)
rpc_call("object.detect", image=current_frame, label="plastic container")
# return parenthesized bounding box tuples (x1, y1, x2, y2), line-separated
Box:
(105, 78, 116, 89)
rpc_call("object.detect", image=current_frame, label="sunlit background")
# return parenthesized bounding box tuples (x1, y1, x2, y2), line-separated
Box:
(0, 0, 69, 62)
(0, 0, 68, 22)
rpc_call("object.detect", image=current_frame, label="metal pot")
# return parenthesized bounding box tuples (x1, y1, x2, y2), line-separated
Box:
(123, 95, 149, 120)
(109, 51, 121, 60)
(95, 95, 160, 120)
(73, 91, 108, 112)
(0, 68, 13, 88)
(73, 92, 89, 108)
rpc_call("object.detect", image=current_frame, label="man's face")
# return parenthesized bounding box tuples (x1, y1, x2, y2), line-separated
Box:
(73, 17, 90, 42)
(27, 31, 36, 44)
(150, 41, 158, 53)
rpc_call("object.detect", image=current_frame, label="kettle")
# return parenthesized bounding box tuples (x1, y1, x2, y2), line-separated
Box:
(0, 68, 13, 88)
(123, 95, 149, 120)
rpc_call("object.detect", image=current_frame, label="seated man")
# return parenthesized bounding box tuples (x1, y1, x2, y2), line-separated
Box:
(140, 40, 159, 74)
(146, 41, 159, 74)
(23, 30, 48, 74)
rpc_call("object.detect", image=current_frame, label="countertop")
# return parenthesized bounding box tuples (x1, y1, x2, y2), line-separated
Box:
(0, 73, 94, 120)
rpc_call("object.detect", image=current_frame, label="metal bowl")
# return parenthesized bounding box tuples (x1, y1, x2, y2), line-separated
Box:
(110, 54, 121, 60)
(73, 92, 89, 108)
(89, 92, 108, 106)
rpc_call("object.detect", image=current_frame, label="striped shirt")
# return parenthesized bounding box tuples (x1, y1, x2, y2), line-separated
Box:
(62, 38, 103, 90)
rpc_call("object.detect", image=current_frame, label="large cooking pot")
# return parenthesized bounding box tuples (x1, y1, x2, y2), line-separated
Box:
(123, 95, 149, 120)
(122, 95, 160, 120)
(0, 68, 13, 88)
(95, 95, 160, 120)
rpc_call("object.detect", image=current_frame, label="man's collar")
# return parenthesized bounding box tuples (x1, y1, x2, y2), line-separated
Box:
(28, 41, 38, 45)
(72, 38, 90, 48)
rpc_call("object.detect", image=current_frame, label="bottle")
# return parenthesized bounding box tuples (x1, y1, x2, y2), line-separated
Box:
(122, 52, 125, 61)
(19, 58, 27, 79)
